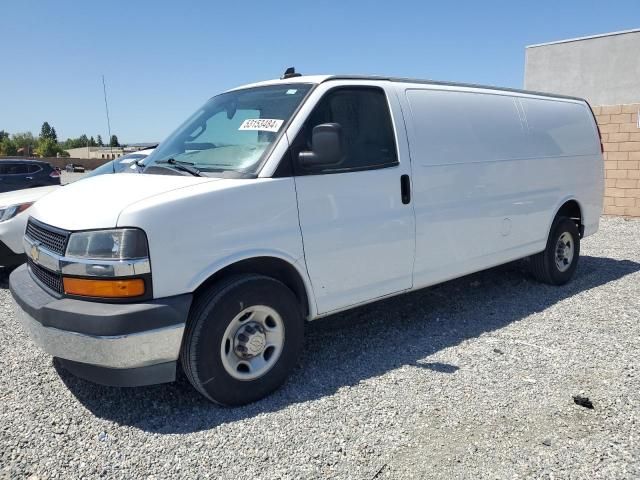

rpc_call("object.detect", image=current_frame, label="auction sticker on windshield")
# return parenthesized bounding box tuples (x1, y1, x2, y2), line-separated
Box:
(238, 119, 284, 132)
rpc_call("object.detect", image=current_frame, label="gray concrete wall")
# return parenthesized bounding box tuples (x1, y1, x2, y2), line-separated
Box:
(525, 30, 640, 105)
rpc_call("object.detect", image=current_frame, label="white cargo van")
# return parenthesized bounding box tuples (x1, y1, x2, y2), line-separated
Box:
(10, 73, 603, 405)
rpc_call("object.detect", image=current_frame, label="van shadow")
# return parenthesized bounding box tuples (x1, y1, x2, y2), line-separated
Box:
(54, 255, 639, 434)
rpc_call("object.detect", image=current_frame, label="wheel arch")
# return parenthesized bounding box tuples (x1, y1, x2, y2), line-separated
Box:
(549, 197, 584, 239)
(192, 254, 315, 319)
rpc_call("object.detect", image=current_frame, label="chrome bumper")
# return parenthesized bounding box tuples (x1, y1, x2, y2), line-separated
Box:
(14, 302, 184, 369)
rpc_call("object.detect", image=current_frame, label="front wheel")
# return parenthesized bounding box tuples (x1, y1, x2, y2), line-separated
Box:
(181, 274, 304, 406)
(530, 217, 580, 285)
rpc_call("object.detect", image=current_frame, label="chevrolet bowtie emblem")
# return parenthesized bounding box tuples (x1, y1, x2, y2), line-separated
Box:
(30, 242, 40, 263)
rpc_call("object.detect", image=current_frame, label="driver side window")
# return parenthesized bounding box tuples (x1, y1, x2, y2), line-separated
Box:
(291, 87, 398, 175)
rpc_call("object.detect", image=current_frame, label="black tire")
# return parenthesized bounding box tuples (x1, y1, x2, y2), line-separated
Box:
(181, 274, 304, 406)
(530, 217, 580, 285)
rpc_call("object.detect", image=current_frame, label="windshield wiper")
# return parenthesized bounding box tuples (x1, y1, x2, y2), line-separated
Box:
(202, 163, 234, 168)
(156, 158, 202, 177)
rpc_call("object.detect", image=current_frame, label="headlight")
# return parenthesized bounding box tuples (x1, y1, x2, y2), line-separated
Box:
(66, 228, 149, 259)
(61, 228, 150, 299)
(0, 202, 34, 223)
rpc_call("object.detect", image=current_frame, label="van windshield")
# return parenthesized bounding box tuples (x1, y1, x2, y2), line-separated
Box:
(144, 84, 312, 176)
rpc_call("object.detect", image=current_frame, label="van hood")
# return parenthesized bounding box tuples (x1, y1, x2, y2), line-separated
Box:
(29, 173, 218, 230)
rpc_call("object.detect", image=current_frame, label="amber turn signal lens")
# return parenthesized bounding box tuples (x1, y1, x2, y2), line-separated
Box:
(63, 277, 145, 298)
(17, 202, 34, 214)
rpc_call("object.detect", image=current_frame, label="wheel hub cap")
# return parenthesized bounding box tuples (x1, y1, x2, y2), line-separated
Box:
(234, 322, 267, 358)
(220, 305, 285, 381)
(555, 232, 574, 272)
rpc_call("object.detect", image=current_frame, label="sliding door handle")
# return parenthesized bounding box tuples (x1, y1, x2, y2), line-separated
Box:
(400, 174, 411, 204)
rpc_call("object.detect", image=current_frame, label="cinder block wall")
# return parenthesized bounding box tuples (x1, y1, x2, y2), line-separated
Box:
(595, 104, 640, 216)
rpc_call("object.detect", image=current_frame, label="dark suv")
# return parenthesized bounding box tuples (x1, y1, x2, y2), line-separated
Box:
(0, 159, 61, 193)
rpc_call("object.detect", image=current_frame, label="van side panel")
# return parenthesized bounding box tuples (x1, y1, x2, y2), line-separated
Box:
(520, 97, 603, 237)
(401, 87, 602, 290)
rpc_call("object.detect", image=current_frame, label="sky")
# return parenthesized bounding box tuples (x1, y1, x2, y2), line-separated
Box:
(2, 0, 639, 144)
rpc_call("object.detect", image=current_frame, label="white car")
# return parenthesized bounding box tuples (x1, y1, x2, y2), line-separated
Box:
(10, 73, 603, 405)
(0, 185, 59, 267)
(0, 148, 154, 267)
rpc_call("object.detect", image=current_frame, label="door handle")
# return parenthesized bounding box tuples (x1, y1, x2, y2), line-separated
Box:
(26, 176, 33, 180)
(400, 175, 411, 204)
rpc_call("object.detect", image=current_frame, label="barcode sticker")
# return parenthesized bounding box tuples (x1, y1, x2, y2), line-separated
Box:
(238, 119, 284, 132)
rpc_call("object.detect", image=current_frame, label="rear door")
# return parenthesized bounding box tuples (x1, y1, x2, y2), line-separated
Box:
(290, 85, 415, 314)
(0, 163, 30, 192)
(27, 163, 45, 185)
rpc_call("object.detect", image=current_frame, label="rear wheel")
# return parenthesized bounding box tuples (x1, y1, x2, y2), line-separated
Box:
(530, 217, 580, 285)
(181, 274, 304, 406)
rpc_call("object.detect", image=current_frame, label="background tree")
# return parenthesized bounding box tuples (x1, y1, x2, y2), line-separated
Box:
(78, 134, 89, 147)
(0, 130, 9, 141)
(40, 122, 57, 140)
(110, 134, 119, 147)
(0, 137, 17, 156)
(89, 136, 97, 147)
(39, 122, 58, 143)
(97, 135, 104, 147)
(61, 136, 82, 149)
(35, 138, 59, 157)
(12, 132, 37, 155)
(40, 122, 51, 139)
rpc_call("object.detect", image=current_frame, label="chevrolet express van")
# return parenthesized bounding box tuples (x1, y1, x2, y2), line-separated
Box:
(10, 73, 604, 405)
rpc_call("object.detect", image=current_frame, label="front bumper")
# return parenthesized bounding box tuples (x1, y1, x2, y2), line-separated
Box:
(10, 264, 192, 386)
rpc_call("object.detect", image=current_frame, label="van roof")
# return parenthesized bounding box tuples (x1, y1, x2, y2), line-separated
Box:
(231, 75, 586, 103)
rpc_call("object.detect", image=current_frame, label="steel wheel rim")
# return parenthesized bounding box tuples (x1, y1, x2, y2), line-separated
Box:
(555, 231, 574, 273)
(220, 305, 284, 381)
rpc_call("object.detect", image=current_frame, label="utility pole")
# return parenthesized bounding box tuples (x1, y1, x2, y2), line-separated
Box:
(102, 75, 112, 154)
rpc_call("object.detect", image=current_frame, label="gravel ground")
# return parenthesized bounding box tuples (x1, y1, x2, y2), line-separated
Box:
(1, 216, 639, 479)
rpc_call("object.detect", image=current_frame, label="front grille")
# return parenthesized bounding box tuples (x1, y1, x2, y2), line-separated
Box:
(28, 259, 63, 294)
(25, 219, 69, 255)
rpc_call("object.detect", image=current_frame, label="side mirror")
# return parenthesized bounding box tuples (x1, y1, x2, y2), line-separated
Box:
(298, 123, 344, 168)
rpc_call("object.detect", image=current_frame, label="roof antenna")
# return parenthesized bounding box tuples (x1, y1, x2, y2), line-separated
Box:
(281, 67, 302, 79)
